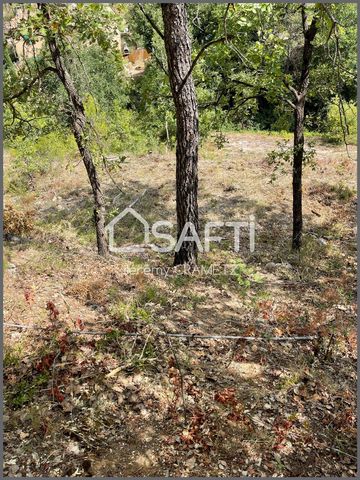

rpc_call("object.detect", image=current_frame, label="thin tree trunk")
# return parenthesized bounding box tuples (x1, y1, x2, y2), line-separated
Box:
(161, 3, 199, 267)
(41, 6, 108, 256)
(292, 101, 305, 249)
(291, 7, 318, 250)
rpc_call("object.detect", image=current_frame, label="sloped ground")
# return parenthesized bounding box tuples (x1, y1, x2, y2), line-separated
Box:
(4, 132, 357, 476)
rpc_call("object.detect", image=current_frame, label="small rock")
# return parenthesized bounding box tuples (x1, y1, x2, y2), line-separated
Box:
(66, 441, 81, 455)
(9, 235, 22, 244)
(185, 456, 196, 469)
(31, 452, 40, 467)
(317, 237, 327, 245)
(265, 262, 277, 272)
(8, 464, 19, 475)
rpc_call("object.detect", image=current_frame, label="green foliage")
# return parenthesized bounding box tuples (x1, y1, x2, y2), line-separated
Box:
(170, 274, 193, 289)
(109, 300, 152, 323)
(232, 259, 262, 291)
(331, 181, 356, 202)
(324, 98, 357, 144)
(96, 329, 124, 351)
(129, 60, 175, 146)
(267, 140, 316, 182)
(136, 286, 168, 307)
(212, 132, 229, 150)
(6, 132, 76, 193)
(4, 347, 22, 368)
(6, 372, 50, 409)
(4, 1, 357, 181)
(3, 1, 357, 214)
(271, 105, 294, 132)
(71, 46, 128, 114)
(107, 286, 165, 325)
(186, 293, 206, 310)
(182, 2, 356, 138)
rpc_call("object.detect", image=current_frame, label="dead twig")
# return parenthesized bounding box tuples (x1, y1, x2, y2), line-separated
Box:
(138, 329, 153, 362)
(51, 350, 62, 402)
(166, 335, 187, 425)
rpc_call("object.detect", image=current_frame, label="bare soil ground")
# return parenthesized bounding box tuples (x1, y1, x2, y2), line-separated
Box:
(4, 132, 357, 477)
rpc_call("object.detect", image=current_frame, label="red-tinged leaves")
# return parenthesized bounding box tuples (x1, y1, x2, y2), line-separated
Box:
(58, 331, 69, 353)
(36, 353, 55, 372)
(51, 386, 65, 403)
(178, 408, 209, 448)
(334, 407, 356, 431)
(186, 383, 202, 399)
(214, 387, 237, 406)
(273, 418, 293, 450)
(24, 287, 34, 305)
(46, 301, 59, 322)
(41, 421, 49, 436)
(75, 317, 84, 331)
(258, 300, 273, 321)
(273, 442, 286, 451)
(190, 408, 206, 428)
(227, 411, 242, 422)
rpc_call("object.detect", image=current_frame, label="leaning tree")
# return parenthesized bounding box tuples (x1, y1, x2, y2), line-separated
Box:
(4, 3, 124, 255)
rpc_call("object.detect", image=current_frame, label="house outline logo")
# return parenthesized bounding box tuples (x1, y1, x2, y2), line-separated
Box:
(105, 207, 256, 254)
(105, 207, 150, 253)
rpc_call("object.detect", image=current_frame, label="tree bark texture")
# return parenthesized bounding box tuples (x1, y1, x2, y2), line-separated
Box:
(162, 3, 199, 267)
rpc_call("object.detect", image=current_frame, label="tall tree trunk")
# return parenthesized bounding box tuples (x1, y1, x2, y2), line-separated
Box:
(291, 7, 318, 250)
(41, 6, 108, 256)
(292, 100, 305, 249)
(161, 3, 199, 267)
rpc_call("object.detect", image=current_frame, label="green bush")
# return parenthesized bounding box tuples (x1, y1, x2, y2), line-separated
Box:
(6, 132, 76, 193)
(84, 96, 161, 157)
(325, 97, 357, 144)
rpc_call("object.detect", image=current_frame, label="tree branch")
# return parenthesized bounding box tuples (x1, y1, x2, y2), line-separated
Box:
(138, 4, 164, 41)
(223, 3, 231, 41)
(281, 96, 296, 110)
(177, 36, 229, 96)
(321, 3, 343, 29)
(233, 95, 263, 110)
(151, 49, 168, 76)
(4, 66, 57, 102)
(283, 79, 300, 101)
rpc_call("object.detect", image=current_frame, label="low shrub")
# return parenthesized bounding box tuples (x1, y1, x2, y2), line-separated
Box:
(3, 204, 34, 238)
